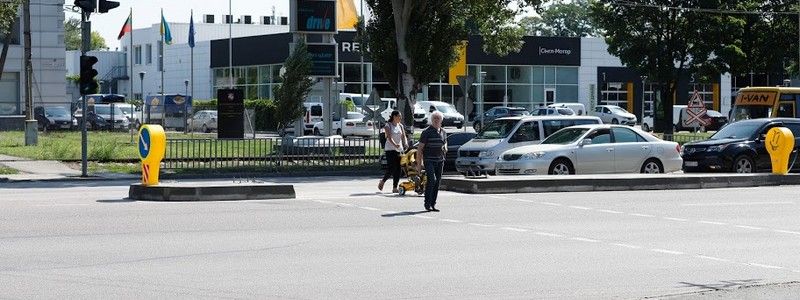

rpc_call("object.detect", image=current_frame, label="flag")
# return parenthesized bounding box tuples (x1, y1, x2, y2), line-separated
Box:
(160, 9, 173, 45)
(188, 11, 195, 48)
(117, 11, 132, 40)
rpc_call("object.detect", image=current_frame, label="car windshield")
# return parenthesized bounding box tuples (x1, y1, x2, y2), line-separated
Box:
(476, 119, 518, 139)
(710, 122, 761, 140)
(94, 106, 125, 116)
(350, 96, 366, 106)
(45, 107, 69, 118)
(610, 107, 628, 114)
(730, 105, 771, 122)
(534, 109, 550, 115)
(119, 106, 133, 114)
(541, 128, 590, 145)
(435, 105, 456, 114)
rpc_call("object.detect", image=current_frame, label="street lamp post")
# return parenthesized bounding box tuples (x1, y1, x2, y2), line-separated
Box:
(184, 79, 189, 133)
(139, 71, 146, 125)
(640, 75, 648, 123)
(479, 71, 487, 129)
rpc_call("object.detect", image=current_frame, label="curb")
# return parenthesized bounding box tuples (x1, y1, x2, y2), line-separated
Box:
(440, 174, 800, 194)
(128, 183, 296, 201)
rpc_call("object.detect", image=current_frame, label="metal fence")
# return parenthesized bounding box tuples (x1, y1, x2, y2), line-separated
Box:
(660, 133, 710, 145)
(163, 136, 384, 173)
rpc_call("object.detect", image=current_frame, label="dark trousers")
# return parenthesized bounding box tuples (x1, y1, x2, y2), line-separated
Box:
(424, 159, 444, 207)
(382, 150, 401, 189)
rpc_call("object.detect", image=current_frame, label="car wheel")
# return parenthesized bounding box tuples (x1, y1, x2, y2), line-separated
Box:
(548, 158, 574, 175)
(642, 123, 650, 132)
(398, 187, 406, 196)
(336, 129, 342, 136)
(611, 118, 619, 124)
(202, 124, 209, 133)
(314, 128, 321, 136)
(640, 158, 664, 174)
(733, 155, 755, 173)
(473, 122, 482, 132)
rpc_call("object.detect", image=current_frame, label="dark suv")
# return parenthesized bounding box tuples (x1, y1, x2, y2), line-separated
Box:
(681, 118, 800, 173)
(472, 106, 529, 132)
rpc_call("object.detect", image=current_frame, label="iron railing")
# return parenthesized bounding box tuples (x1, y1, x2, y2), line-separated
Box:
(163, 136, 384, 172)
(660, 133, 709, 145)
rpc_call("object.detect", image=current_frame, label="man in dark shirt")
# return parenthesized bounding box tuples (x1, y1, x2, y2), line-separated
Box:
(416, 111, 447, 212)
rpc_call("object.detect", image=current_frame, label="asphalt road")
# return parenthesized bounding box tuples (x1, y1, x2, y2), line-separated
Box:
(1, 177, 800, 299)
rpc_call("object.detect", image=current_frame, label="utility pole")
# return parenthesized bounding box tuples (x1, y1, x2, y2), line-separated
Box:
(80, 7, 91, 177)
(23, 0, 36, 146)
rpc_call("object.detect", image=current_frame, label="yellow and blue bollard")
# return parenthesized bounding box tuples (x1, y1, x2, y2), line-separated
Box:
(138, 125, 166, 186)
(765, 127, 795, 175)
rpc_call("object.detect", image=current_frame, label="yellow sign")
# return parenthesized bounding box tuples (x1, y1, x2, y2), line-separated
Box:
(735, 92, 777, 106)
(765, 127, 795, 175)
(138, 125, 166, 185)
(448, 42, 467, 85)
(337, 0, 358, 30)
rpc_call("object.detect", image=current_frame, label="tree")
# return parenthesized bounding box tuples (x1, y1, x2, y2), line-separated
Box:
(64, 18, 107, 51)
(0, 0, 21, 80)
(591, 0, 744, 134)
(272, 40, 314, 132)
(361, 0, 542, 126)
(727, 1, 798, 79)
(520, 0, 599, 37)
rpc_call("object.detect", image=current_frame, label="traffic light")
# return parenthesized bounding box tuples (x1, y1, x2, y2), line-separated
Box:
(73, 0, 96, 11)
(97, 0, 119, 13)
(79, 55, 98, 95)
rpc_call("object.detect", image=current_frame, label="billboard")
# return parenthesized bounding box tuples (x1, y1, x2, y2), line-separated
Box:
(306, 43, 338, 77)
(295, 0, 337, 33)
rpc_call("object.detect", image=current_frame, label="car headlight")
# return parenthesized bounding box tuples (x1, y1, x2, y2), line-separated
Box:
(478, 150, 495, 158)
(523, 152, 546, 159)
(706, 145, 729, 152)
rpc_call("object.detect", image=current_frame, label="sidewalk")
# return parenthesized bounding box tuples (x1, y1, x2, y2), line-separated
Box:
(0, 155, 138, 182)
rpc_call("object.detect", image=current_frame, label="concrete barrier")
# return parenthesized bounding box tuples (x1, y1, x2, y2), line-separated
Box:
(129, 182, 296, 201)
(440, 173, 800, 194)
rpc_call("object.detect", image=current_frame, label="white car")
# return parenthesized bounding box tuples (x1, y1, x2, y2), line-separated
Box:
(313, 111, 375, 137)
(416, 101, 465, 128)
(495, 124, 682, 175)
(533, 107, 575, 116)
(547, 103, 587, 116)
(593, 105, 637, 125)
(189, 110, 218, 133)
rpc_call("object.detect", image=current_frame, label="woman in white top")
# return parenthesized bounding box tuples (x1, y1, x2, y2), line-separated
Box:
(379, 110, 408, 193)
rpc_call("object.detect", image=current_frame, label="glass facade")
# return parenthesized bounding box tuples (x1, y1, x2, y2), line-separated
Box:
(0, 73, 20, 115)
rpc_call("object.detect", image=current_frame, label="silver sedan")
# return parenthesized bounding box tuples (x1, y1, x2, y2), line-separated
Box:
(495, 125, 682, 175)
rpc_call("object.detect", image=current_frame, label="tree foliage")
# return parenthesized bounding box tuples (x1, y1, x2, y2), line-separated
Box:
(520, 0, 599, 37)
(727, 0, 798, 76)
(0, 0, 20, 36)
(591, 0, 744, 133)
(272, 40, 314, 130)
(65, 18, 107, 51)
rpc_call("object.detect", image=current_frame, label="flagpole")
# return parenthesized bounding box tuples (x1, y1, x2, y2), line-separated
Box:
(129, 8, 133, 102)
(190, 10, 194, 103)
(160, 9, 164, 97)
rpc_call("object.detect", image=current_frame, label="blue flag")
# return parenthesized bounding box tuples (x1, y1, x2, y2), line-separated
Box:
(188, 11, 195, 48)
(160, 9, 173, 45)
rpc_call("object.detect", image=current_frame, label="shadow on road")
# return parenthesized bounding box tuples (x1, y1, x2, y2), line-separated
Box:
(381, 211, 429, 217)
(96, 198, 137, 203)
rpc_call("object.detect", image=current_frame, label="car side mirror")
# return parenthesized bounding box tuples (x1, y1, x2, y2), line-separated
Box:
(580, 138, 592, 146)
(759, 133, 767, 141)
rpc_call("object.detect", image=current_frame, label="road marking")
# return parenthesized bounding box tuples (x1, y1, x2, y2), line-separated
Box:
(571, 237, 600, 243)
(533, 232, 564, 238)
(696, 255, 730, 262)
(440, 219, 463, 223)
(468, 223, 494, 227)
(735, 225, 763, 230)
(539, 202, 563, 206)
(681, 201, 794, 207)
(748, 263, 784, 270)
(773, 229, 800, 235)
(359, 206, 381, 211)
(610, 243, 642, 249)
(663, 217, 688, 222)
(510, 199, 537, 203)
(629, 213, 655, 218)
(597, 209, 624, 214)
(698, 220, 728, 225)
(568, 205, 593, 210)
(312, 200, 331, 204)
(501, 227, 528, 232)
(651, 249, 684, 255)
(336, 203, 354, 207)
(383, 211, 398, 214)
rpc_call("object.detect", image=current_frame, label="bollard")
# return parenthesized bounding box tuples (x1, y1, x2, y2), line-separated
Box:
(765, 127, 795, 175)
(138, 125, 166, 185)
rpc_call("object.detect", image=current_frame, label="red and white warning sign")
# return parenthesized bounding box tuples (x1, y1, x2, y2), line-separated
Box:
(684, 90, 708, 128)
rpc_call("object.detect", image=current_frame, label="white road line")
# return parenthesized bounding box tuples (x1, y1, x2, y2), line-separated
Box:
(571, 237, 600, 243)
(440, 219, 463, 223)
(735, 225, 763, 230)
(698, 220, 728, 225)
(681, 201, 794, 207)
(501, 227, 528, 232)
(510, 199, 537, 203)
(487, 195, 507, 200)
(533, 232, 564, 238)
(312, 200, 331, 204)
(696, 255, 730, 262)
(663, 217, 688, 222)
(383, 211, 398, 214)
(773, 229, 800, 235)
(748, 263, 784, 270)
(568, 205, 593, 210)
(597, 209, 624, 214)
(610, 243, 642, 249)
(629, 213, 655, 218)
(539, 202, 563, 206)
(468, 223, 494, 227)
(359, 206, 380, 211)
(651, 249, 684, 255)
(335, 203, 354, 207)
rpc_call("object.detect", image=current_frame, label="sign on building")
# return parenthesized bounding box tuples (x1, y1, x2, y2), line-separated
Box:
(294, 0, 337, 33)
(306, 43, 338, 77)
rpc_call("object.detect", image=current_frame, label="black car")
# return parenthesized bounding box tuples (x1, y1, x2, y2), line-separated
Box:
(472, 106, 529, 132)
(380, 132, 477, 171)
(33, 106, 75, 131)
(681, 118, 800, 173)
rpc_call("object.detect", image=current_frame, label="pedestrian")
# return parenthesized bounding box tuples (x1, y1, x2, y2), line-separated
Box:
(379, 110, 408, 193)
(416, 111, 447, 212)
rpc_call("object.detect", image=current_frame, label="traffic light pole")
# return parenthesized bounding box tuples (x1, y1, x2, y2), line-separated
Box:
(80, 11, 90, 177)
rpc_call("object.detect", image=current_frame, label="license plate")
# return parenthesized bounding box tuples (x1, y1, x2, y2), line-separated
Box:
(497, 163, 510, 169)
(60, 124, 70, 129)
(453, 120, 462, 123)
(685, 161, 698, 167)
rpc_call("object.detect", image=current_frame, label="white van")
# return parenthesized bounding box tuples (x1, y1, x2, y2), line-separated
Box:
(416, 100, 465, 128)
(548, 103, 587, 116)
(456, 115, 602, 174)
(278, 102, 324, 136)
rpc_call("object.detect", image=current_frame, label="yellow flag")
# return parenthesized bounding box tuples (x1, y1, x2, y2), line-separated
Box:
(337, 0, 359, 30)
(448, 42, 467, 85)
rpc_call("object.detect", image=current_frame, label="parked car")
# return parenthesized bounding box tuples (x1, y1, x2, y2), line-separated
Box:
(548, 103, 587, 116)
(73, 109, 110, 130)
(472, 106, 530, 132)
(116, 103, 141, 128)
(313, 111, 375, 137)
(496, 125, 682, 175)
(93, 104, 130, 130)
(641, 106, 728, 132)
(189, 110, 218, 133)
(681, 118, 800, 173)
(593, 105, 637, 125)
(456, 115, 602, 175)
(278, 102, 324, 137)
(412, 103, 427, 126)
(533, 107, 575, 116)
(380, 132, 477, 171)
(416, 101, 465, 129)
(34, 106, 76, 131)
